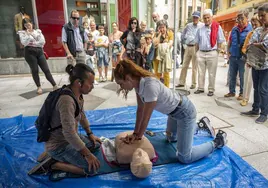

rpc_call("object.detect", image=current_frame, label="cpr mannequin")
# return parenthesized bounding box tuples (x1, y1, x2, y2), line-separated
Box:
(130, 148, 152, 178)
(114, 131, 155, 164)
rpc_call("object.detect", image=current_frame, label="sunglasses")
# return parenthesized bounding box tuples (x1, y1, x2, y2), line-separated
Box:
(72, 17, 79, 20)
(237, 17, 245, 21)
(131, 22, 137, 25)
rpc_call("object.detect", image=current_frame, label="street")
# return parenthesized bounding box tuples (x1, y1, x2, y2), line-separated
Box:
(0, 56, 267, 179)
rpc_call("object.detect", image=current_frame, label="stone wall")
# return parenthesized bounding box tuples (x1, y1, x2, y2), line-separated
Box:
(0, 57, 67, 75)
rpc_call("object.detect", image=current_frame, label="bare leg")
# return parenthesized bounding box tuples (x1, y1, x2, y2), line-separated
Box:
(104, 66, 108, 78)
(98, 67, 103, 79)
(51, 162, 85, 175)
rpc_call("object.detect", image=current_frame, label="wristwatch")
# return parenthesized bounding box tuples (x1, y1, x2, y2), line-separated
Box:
(87, 131, 93, 137)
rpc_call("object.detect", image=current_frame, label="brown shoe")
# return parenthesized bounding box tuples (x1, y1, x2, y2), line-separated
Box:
(240, 99, 248, 106)
(224, 93, 235, 97)
(190, 85, 196, 89)
(37, 151, 49, 163)
(194, 90, 204, 94)
(28, 156, 56, 175)
(176, 84, 184, 88)
(237, 94, 243, 100)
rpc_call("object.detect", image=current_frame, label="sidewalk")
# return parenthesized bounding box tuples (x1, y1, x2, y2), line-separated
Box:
(0, 57, 267, 179)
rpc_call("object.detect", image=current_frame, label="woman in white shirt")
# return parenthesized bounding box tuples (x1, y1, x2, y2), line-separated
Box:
(114, 59, 227, 164)
(18, 18, 57, 94)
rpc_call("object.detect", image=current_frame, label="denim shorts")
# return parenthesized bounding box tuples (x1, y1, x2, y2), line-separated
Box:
(48, 134, 100, 175)
(97, 53, 109, 67)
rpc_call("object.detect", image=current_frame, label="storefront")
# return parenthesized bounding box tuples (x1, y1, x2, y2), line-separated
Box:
(213, 11, 237, 35)
(0, 0, 119, 59)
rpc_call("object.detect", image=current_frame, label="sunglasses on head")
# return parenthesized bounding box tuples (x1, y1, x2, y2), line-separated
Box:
(72, 17, 79, 20)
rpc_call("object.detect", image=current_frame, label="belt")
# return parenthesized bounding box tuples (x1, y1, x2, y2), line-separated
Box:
(169, 95, 183, 116)
(200, 49, 216, 52)
(187, 44, 195, 47)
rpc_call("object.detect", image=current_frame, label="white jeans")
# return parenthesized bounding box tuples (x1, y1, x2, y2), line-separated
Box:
(243, 65, 252, 100)
(196, 50, 218, 92)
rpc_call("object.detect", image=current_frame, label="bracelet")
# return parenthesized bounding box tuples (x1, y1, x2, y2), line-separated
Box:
(87, 131, 93, 136)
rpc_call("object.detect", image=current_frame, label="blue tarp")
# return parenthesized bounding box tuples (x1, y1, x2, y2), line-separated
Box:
(0, 106, 267, 187)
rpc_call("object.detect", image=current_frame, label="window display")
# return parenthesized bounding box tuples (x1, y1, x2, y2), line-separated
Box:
(0, 1, 34, 58)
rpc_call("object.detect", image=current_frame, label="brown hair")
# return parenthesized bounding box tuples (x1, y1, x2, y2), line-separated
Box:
(111, 22, 118, 26)
(70, 10, 79, 18)
(22, 18, 32, 30)
(251, 14, 262, 26)
(114, 59, 154, 99)
(98, 25, 105, 29)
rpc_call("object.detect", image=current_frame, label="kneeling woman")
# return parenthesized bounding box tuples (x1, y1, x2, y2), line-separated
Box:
(114, 59, 227, 164)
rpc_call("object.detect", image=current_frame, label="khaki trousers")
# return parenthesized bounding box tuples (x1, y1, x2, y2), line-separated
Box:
(179, 46, 197, 86)
(196, 50, 218, 92)
(67, 51, 86, 65)
(243, 65, 252, 100)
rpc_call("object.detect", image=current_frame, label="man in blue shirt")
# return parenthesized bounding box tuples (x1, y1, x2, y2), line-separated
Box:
(177, 11, 204, 89)
(224, 9, 252, 100)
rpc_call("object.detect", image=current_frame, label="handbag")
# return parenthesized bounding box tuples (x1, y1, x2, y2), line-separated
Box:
(246, 45, 266, 69)
(246, 29, 268, 70)
(44, 51, 49, 60)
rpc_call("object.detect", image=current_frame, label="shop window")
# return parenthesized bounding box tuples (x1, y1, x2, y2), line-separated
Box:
(0, 0, 34, 58)
(188, 6, 193, 19)
(165, 0, 168, 5)
(228, 0, 236, 7)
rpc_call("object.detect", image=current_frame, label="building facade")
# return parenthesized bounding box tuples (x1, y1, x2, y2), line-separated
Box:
(0, 0, 141, 58)
(207, 0, 267, 33)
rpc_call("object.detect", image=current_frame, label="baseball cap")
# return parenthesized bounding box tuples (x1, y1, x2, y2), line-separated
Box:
(192, 11, 201, 18)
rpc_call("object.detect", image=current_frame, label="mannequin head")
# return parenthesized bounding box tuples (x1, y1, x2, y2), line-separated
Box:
(19, 6, 25, 14)
(130, 148, 152, 178)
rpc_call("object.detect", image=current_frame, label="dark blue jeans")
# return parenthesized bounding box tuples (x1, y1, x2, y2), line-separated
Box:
(229, 56, 245, 94)
(252, 68, 268, 116)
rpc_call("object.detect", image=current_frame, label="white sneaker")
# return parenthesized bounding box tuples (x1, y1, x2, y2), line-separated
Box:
(99, 76, 103, 82)
(103, 77, 107, 82)
(37, 87, 42, 95)
(94, 80, 99, 85)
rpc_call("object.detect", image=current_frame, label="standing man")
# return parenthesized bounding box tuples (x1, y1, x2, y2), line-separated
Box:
(224, 9, 252, 100)
(152, 12, 160, 31)
(89, 21, 100, 39)
(140, 21, 148, 37)
(62, 10, 88, 65)
(14, 5, 30, 57)
(194, 9, 225, 96)
(177, 11, 204, 89)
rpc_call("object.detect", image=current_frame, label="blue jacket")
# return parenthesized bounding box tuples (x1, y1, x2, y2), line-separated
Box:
(146, 43, 155, 62)
(230, 24, 252, 58)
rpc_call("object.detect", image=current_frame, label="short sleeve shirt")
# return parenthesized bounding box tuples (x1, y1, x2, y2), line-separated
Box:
(135, 77, 180, 114)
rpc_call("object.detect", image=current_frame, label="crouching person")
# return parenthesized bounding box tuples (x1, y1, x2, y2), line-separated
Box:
(30, 63, 101, 176)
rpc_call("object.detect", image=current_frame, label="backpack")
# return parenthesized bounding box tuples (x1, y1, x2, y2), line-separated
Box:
(35, 85, 80, 143)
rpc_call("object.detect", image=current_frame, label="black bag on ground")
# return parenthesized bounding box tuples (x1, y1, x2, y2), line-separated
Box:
(35, 85, 80, 143)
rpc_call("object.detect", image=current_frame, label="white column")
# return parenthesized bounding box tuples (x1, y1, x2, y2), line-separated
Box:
(63, 0, 68, 23)
(173, 0, 178, 92)
(31, 0, 39, 28)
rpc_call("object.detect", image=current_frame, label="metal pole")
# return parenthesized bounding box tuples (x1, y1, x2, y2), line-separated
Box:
(173, 0, 178, 92)
(107, 0, 111, 34)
